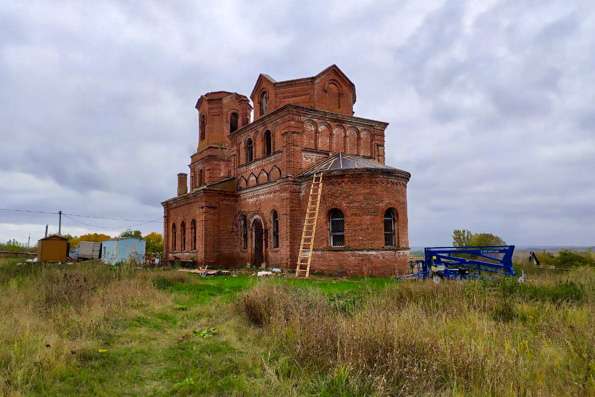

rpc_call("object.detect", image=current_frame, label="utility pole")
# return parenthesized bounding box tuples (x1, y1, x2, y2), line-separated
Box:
(27, 234, 30, 248)
(58, 210, 62, 235)
(45, 224, 48, 238)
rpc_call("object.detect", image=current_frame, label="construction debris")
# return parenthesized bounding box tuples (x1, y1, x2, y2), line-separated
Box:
(177, 268, 231, 277)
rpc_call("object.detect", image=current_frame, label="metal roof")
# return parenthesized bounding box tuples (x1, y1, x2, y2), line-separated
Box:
(301, 153, 409, 177)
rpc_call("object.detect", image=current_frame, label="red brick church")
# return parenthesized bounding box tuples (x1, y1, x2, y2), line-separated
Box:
(162, 65, 411, 275)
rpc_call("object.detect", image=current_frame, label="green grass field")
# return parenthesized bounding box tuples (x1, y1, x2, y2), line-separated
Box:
(0, 257, 592, 396)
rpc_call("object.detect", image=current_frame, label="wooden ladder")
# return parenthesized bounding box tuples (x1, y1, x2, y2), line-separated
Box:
(296, 172, 324, 278)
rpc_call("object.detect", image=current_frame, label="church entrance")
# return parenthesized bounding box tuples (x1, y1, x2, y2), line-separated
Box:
(252, 218, 264, 267)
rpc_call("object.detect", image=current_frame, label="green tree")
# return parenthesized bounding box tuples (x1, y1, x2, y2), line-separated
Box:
(452, 229, 506, 246)
(470, 233, 505, 246)
(69, 233, 111, 248)
(144, 232, 163, 255)
(452, 229, 473, 247)
(0, 239, 26, 252)
(120, 229, 142, 239)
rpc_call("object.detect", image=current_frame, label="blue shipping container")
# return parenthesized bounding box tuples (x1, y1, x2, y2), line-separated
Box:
(101, 238, 146, 265)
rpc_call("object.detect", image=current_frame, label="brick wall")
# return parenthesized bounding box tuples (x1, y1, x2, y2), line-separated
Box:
(302, 170, 409, 276)
(311, 250, 409, 276)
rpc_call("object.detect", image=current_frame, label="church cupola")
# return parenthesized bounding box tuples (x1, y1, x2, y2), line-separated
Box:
(195, 91, 252, 152)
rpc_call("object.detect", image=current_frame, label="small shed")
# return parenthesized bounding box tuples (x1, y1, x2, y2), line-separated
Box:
(101, 238, 146, 265)
(78, 241, 102, 260)
(38, 235, 68, 262)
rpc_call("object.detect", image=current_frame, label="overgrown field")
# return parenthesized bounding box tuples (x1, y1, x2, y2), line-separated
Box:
(0, 257, 593, 396)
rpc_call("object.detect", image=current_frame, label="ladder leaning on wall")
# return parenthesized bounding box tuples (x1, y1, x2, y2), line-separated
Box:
(295, 172, 324, 278)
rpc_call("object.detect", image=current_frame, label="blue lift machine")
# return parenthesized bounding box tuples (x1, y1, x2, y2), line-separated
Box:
(410, 245, 516, 280)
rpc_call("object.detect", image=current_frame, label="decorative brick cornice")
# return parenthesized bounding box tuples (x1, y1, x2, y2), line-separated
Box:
(230, 104, 388, 138)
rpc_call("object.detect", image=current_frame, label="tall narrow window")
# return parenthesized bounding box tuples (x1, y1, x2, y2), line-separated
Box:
(260, 91, 268, 116)
(230, 112, 239, 132)
(246, 138, 254, 163)
(271, 210, 279, 248)
(329, 209, 345, 247)
(180, 221, 186, 251)
(240, 214, 248, 249)
(199, 169, 204, 186)
(264, 130, 272, 156)
(171, 223, 177, 251)
(384, 208, 397, 247)
(199, 114, 206, 141)
(191, 219, 196, 250)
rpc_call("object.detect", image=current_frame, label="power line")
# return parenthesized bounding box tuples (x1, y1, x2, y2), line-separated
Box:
(0, 208, 161, 223)
(62, 214, 159, 230)
(62, 212, 161, 223)
(0, 208, 58, 215)
(61, 214, 118, 230)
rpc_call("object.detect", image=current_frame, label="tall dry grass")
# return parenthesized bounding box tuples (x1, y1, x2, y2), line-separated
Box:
(0, 261, 169, 396)
(241, 269, 594, 396)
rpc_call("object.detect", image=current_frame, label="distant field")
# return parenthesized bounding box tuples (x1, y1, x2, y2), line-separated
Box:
(0, 257, 592, 396)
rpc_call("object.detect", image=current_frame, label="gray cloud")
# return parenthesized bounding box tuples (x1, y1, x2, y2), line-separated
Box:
(0, 0, 594, 246)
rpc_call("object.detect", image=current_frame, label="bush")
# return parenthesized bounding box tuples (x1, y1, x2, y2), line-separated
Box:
(537, 250, 595, 269)
(496, 277, 585, 304)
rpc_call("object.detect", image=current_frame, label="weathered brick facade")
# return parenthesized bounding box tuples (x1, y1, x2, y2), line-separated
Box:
(162, 65, 411, 276)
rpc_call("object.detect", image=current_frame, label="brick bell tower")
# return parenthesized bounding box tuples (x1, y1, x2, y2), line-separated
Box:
(187, 91, 252, 191)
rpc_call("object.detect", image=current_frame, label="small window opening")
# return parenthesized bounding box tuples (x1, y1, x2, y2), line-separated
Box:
(271, 210, 279, 248)
(329, 209, 345, 247)
(264, 130, 272, 156)
(230, 112, 239, 133)
(171, 223, 177, 251)
(191, 219, 196, 250)
(181, 221, 186, 251)
(246, 138, 254, 163)
(260, 91, 268, 116)
(240, 215, 248, 249)
(384, 208, 397, 247)
(199, 114, 206, 141)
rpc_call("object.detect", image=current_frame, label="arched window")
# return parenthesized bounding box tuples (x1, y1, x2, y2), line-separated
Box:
(246, 138, 254, 163)
(271, 210, 279, 248)
(260, 91, 268, 116)
(329, 209, 345, 247)
(230, 112, 239, 133)
(198, 169, 204, 186)
(199, 114, 206, 141)
(384, 208, 397, 247)
(191, 219, 196, 250)
(264, 130, 272, 156)
(171, 223, 177, 251)
(240, 214, 248, 249)
(180, 221, 186, 251)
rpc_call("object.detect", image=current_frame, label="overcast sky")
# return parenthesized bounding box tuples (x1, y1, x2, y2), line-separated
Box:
(1, 0, 594, 247)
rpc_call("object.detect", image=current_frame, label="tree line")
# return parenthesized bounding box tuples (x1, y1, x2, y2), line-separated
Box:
(63, 230, 163, 255)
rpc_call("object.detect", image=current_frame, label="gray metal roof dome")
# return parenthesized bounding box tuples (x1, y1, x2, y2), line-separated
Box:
(301, 153, 410, 179)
